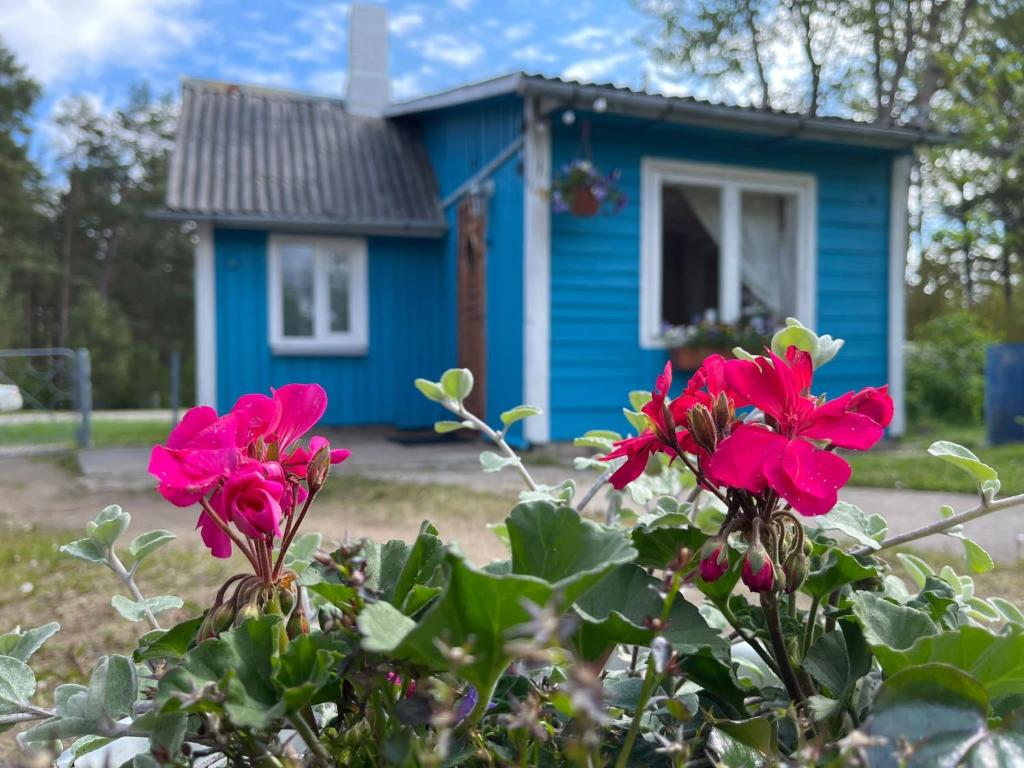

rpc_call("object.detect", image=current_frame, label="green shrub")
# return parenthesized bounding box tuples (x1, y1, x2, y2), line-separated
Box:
(906, 311, 994, 424)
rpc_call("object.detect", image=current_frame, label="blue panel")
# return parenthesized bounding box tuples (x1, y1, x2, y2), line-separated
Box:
(414, 96, 526, 438)
(214, 229, 448, 428)
(548, 114, 897, 441)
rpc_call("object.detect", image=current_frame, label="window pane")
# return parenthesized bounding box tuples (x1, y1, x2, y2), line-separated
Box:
(740, 191, 797, 324)
(326, 251, 351, 333)
(661, 183, 721, 328)
(281, 245, 315, 337)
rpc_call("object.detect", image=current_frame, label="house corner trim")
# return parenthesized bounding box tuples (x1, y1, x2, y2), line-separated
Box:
(522, 97, 551, 444)
(195, 222, 218, 409)
(888, 154, 912, 436)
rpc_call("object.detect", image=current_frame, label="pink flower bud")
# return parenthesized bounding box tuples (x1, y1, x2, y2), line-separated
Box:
(742, 546, 776, 592)
(698, 539, 729, 582)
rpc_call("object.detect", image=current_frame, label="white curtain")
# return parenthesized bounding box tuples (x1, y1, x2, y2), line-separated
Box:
(740, 191, 797, 319)
(681, 186, 722, 247)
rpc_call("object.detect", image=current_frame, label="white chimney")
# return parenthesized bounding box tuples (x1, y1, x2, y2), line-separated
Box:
(346, 4, 390, 117)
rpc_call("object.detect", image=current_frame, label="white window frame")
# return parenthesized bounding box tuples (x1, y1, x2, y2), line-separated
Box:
(267, 234, 369, 356)
(639, 157, 817, 349)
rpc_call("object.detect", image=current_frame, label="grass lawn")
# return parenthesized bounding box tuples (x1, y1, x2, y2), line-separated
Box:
(0, 417, 173, 448)
(846, 423, 1024, 496)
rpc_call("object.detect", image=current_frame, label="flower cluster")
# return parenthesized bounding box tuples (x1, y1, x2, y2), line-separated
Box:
(148, 383, 348, 579)
(550, 159, 627, 216)
(602, 347, 892, 593)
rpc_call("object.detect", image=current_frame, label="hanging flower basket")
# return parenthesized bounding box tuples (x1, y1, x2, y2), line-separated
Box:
(551, 159, 627, 218)
(664, 321, 769, 371)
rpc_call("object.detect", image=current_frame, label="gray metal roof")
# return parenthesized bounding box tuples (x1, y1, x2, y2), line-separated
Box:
(386, 72, 945, 150)
(161, 78, 445, 236)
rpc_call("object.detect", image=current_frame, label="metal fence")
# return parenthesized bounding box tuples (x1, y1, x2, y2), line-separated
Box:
(0, 347, 92, 448)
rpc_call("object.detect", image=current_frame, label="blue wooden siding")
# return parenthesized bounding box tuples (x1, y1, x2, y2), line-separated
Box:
(415, 96, 525, 433)
(549, 114, 896, 441)
(214, 229, 447, 428)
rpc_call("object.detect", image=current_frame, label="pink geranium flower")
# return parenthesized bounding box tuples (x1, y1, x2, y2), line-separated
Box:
(213, 461, 287, 541)
(707, 348, 893, 516)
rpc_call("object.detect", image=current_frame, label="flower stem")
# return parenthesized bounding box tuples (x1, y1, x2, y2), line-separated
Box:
(801, 594, 821, 658)
(614, 570, 684, 768)
(106, 548, 161, 631)
(273, 488, 320, 579)
(716, 599, 780, 678)
(759, 593, 806, 710)
(455, 405, 540, 492)
(287, 713, 330, 765)
(199, 497, 260, 571)
(850, 490, 1024, 556)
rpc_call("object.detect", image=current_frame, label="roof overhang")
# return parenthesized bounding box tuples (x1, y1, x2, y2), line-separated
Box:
(387, 73, 946, 151)
(150, 209, 447, 238)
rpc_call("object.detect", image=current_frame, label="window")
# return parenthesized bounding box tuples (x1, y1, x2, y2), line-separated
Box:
(268, 235, 368, 355)
(640, 159, 816, 348)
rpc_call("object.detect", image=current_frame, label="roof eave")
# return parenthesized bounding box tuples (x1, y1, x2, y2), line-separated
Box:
(149, 209, 448, 238)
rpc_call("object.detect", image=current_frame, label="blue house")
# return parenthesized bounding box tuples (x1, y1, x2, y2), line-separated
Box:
(159, 5, 933, 444)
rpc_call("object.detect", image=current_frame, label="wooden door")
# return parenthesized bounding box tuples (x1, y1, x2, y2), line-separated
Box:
(456, 196, 488, 419)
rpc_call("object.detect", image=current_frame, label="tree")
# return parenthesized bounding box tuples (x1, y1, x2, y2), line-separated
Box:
(635, 0, 982, 122)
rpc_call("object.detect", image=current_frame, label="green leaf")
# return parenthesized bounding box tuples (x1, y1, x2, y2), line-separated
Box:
(134, 617, 202, 662)
(434, 419, 473, 433)
(87, 505, 131, 548)
(630, 515, 707, 570)
(500, 405, 541, 427)
(813, 502, 887, 549)
(802, 549, 878, 599)
(358, 601, 417, 653)
(622, 408, 648, 435)
(771, 323, 819, 360)
(373, 521, 445, 610)
(282, 532, 322, 575)
(480, 451, 519, 473)
(628, 390, 652, 412)
(0, 656, 35, 715)
(803, 623, 871, 714)
(990, 597, 1024, 626)
(275, 633, 343, 712)
(414, 378, 446, 403)
(862, 663, 1024, 768)
(897, 552, 935, 589)
(505, 501, 637, 604)
(707, 717, 778, 767)
(573, 430, 621, 452)
(928, 441, 1000, 496)
(111, 595, 183, 622)
(674, 646, 749, 719)
(60, 537, 107, 564)
(85, 655, 137, 722)
(871, 624, 1024, 713)
(571, 564, 724, 662)
(851, 592, 938, 651)
(962, 538, 995, 574)
(486, 523, 510, 549)
(440, 368, 474, 401)
(0, 622, 60, 663)
(128, 529, 175, 563)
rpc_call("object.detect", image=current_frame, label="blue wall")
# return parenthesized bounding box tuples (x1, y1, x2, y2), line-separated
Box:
(549, 113, 897, 441)
(415, 96, 525, 432)
(214, 229, 448, 428)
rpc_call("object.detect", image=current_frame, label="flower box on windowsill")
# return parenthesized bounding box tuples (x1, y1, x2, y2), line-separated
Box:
(669, 345, 731, 371)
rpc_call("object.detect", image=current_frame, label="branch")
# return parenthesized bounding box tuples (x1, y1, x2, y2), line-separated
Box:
(576, 468, 611, 514)
(851, 490, 1024, 557)
(106, 548, 161, 631)
(455, 406, 540, 492)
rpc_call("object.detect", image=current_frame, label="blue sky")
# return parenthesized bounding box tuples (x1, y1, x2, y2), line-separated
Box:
(2, 0, 720, 166)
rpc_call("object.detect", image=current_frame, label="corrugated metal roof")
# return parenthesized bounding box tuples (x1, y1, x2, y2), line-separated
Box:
(163, 78, 446, 236)
(386, 72, 945, 149)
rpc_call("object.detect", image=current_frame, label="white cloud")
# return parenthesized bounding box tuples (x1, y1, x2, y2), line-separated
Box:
(504, 22, 533, 42)
(307, 68, 347, 95)
(448, 0, 475, 10)
(389, 11, 424, 36)
(559, 25, 613, 50)
(0, 0, 200, 84)
(413, 34, 484, 68)
(222, 65, 295, 89)
(563, 52, 630, 84)
(392, 73, 423, 100)
(288, 2, 348, 63)
(513, 45, 556, 64)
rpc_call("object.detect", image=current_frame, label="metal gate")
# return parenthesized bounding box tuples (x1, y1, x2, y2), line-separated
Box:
(0, 348, 92, 449)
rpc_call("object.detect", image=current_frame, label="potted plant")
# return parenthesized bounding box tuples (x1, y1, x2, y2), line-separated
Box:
(663, 320, 768, 370)
(550, 159, 627, 217)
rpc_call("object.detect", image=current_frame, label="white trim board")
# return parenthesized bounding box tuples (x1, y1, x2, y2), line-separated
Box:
(638, 157, 818, 348)
(267, 234, 369, 356)
(888, 155, 911, 437)
(522, 97, 551, 444)
(194, 222, 217, 409)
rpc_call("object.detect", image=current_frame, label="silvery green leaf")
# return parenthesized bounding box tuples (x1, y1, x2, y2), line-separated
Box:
(731, 346, 757, 361)
(896, 553, 934, 590)
(60, 538, 107, 564)
(990, 597, 1024, 625)
(574, 430, 621, 452)
(434, 419, 473, 434)
(85, 655, 137, 722)
(111, 595, 183, 623)
(815, 502, 887, 549)
(627, 390, 652, 411)
(128, 530, 175, 563)
(0, 622, 59, 663)
(0, 656, 35, 715)
(87, 505, 130, 547)
(479, 451, 518, 473)
(622, 408, 648, 435)
(500, 405, 542, 427)
(440, 368, 473, 401)
(413, 378, 446, 403)
(283, 532, 322, 572)
(54, 684, 89, 719)
(927, 442, 999, 497)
